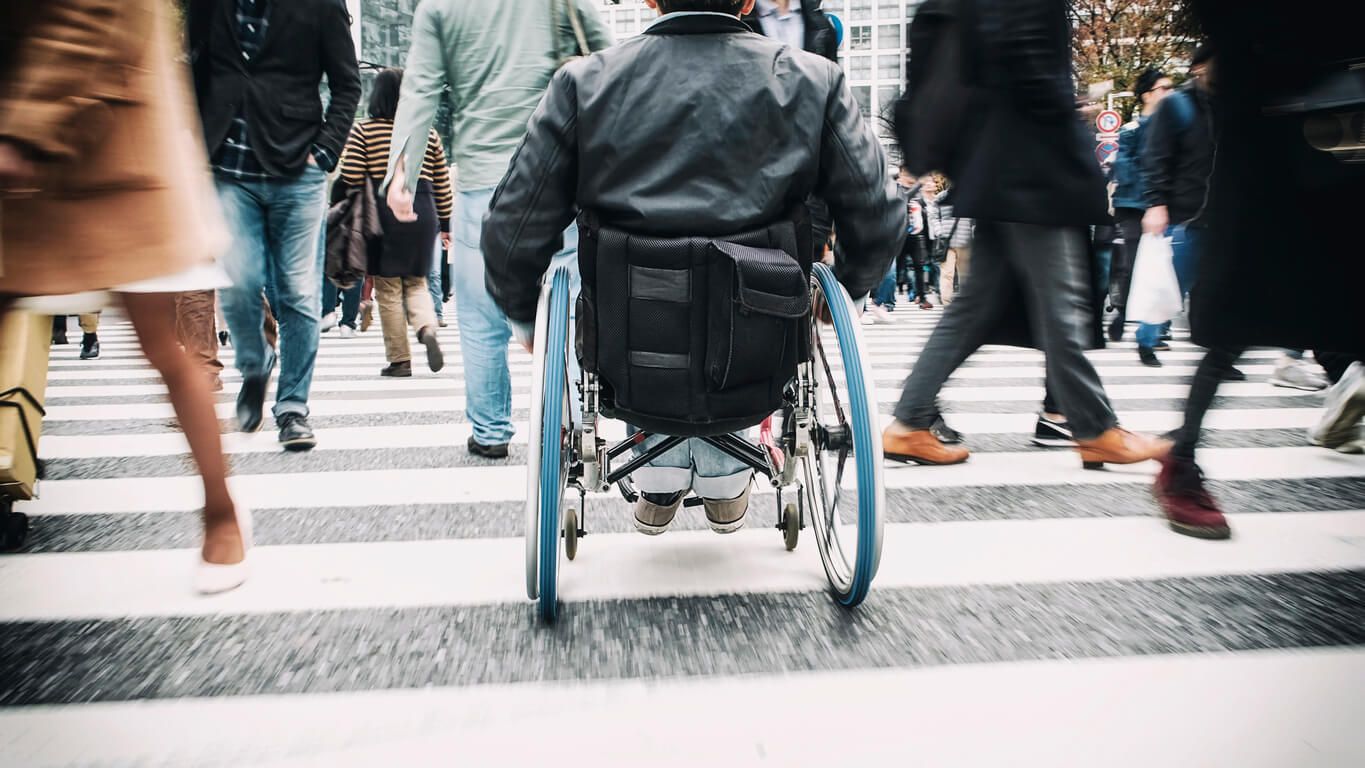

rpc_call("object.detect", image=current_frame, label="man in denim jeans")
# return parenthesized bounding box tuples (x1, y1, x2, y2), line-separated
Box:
(188, 0, 360, 450)
(384, 0, 612, 459)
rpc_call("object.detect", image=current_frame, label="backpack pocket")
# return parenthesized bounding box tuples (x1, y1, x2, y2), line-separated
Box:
(706, 241, 810, 392)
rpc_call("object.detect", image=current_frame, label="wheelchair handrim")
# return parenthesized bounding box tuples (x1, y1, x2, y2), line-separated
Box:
(525, 277, 555, 601)
(537, 267, 573, 622)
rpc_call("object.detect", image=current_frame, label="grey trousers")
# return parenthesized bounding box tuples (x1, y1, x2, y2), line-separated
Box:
(893, 220, 1119, 440)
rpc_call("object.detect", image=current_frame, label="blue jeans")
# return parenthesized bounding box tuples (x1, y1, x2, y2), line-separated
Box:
(874, 265, 897, 307)
(429, 238, 445, 321)
(318, 218, 362, 328)
(453, 187, 579, 445)
(1137, 224, 1201, 349)
(215, 167, 326, 419)
(631, 432, 753, 500)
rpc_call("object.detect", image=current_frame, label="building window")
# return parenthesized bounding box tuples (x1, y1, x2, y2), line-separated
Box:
(878, 85, 902, 114)
(849, 56, 872, 81)
(852, 86, 872, 118)
(877, 54, 901, 81)
(878, 23, 902, 49)
(877, 0, 902, 19)
(824, 0, 845, 12)
(849, 25, 872, 50)
(849, 0, 873, 21)
(616, 16, 634, 35)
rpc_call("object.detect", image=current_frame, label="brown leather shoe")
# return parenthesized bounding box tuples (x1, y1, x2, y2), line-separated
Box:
(1075, 428, 1171, 470)
(883, 423, 969, 465)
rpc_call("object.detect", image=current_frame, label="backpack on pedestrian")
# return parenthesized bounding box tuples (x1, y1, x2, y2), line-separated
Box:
(892, 0, 982, 177)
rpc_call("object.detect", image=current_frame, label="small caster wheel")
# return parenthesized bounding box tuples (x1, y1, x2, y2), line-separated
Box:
(781, 503, 799, 552)
(564, 508, 578, 561)
(0, 509, 30, 552)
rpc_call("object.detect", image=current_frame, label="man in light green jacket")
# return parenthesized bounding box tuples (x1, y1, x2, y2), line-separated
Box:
(385, 0, 611, 459)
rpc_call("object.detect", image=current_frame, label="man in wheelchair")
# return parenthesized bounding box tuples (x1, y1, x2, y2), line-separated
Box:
(482, 0, 905, 534)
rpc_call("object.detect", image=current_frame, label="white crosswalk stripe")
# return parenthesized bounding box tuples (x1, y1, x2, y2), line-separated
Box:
(7, 306, 1363, 767)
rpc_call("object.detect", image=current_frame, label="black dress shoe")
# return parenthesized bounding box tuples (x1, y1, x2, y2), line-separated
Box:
(277, 413, 317, 452)
(930, 415, 964, 445)
(79, 333, 100, 360)
(51, 316, 69, 345)
(1107, 315, 1125, 343)
(1138, 347, 1163, 367)
(417, 326, 445, 372)
(218, 330, 231, 348)
(1223, 366, 1247, 382)
(380, 361, 412, 378)
(467, 435, 509, 459)
(236, 353, 275, 434)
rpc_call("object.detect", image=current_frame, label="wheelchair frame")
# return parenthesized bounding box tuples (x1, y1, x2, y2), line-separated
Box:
(526, 262, 884, 622)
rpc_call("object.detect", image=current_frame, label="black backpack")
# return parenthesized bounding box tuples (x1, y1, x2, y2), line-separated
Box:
(893, 0, 981, 177)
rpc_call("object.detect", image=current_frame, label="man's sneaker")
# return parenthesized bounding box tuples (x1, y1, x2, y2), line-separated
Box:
(320, 312, 338, 333)
(1270, 361, 1327, 391)
(930, 415, 963, 445)
(1032, 413, 1076, 447)
(467, 435, 509, 459)
(633, 491, 685, 536)
(381, 361, 412, 378)
(418, 326, 445, 372)
(1223, 366, 1247, 382)
(1138, 347, 1162, 367)
(337, 325, 357, 339)
(218, 330, 231, 347)
(868, 304, 893, 324)
(1309, 361, 1365, 453)
(277, 414, 317, 452)
(1153, 454, 1231, 539)
(1107, 315, 1125, 342)
(79, 332, 100, 360)
(702, 483, 751, 534)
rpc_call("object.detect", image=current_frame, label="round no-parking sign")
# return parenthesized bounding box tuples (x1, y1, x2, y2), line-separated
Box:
(1095, 110, 1122, 135)
(1096, 140, 1120, 165)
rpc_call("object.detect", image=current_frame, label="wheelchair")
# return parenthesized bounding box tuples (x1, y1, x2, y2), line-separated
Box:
(525, 214, 884, 622)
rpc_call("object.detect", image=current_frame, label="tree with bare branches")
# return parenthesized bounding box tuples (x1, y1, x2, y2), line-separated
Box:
(1069, 0, 1201, 109)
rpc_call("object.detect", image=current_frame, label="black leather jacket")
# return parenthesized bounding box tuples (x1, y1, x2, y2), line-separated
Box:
(482, 13, 905, 325)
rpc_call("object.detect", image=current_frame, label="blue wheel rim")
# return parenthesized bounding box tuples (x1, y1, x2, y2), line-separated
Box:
(811, 263, 880, 607)
(538, 267, 571, 622)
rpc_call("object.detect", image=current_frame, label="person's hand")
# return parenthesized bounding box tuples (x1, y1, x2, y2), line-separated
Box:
(1142, 205, 1169, 236)
(512, 320, 534, 354)
(386, 157, 418, 223)
(0, 141, 38, 194)
(439, 231, 452, 250)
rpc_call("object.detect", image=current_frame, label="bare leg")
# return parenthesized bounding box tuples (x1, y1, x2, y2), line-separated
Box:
(122, 292, 243, 565)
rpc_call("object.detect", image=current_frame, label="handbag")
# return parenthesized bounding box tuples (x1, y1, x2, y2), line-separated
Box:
(1126, 234, 1182, 324)
(325, 180, 381, 290)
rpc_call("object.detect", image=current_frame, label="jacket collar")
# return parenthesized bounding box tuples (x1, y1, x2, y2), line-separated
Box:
(644, 12, 753, 37)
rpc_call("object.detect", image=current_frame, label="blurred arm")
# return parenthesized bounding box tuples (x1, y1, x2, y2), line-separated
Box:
(990, 0, 1075, 119)
(385, 1, 447, 194)
(816, 66, 907, 300)
(315, 0, 362, 169)
(1141, 101, 1176, 209)
(574, 0, 615, 52)
(482, 67, 581, 326)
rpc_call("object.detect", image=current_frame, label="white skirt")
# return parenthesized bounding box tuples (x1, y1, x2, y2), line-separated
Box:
(14, 263, 231, 315)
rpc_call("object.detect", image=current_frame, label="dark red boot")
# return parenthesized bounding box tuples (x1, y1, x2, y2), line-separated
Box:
(1153, 455, 1231, 539)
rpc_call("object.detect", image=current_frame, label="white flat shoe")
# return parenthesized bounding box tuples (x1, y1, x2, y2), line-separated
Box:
(195, 506, 253, 595)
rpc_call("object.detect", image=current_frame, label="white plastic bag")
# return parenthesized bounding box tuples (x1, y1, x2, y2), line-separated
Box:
(1126, 234, 1182, 324)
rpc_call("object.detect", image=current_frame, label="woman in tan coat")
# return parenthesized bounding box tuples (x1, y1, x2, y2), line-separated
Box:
(0, 0, 249, 593)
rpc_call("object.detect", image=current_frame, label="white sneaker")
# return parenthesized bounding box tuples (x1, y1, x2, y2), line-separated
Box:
(195, 507, 253, 595)
(319, 312, 338, 333)
(869, 304, 894, 324)
(1270, 360, 1328, 391)
(1309, 362, 1365, 453)
(337, 325, 356, 339)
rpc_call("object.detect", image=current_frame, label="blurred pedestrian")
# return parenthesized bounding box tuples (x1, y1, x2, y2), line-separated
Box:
(384, 0, 612, 459)
(50, 313, 102, 358)
(0, 0, 247, 592)
(885, 0, 1169, 470)
(336, 68, 450, 379)
(188, 0, 361, 451)
(1108, 67, 1172, 343)
(933, 186, 973, 306)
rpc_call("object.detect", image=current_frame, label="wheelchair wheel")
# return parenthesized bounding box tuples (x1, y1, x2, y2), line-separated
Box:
(525, 265, 574, 622)
(802, 263, 885, 607)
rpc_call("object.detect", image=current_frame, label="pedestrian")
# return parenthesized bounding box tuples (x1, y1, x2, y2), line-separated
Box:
(934, 186, 973, 306)
(884, 0, 1170, 471)
(50, 312, 102, 359)
(320, 210, 364, 339)
(896, 167, 936, 311)
(383, 0, 612, 459)
(1108, 67, 1173, 343)
(1156, 0, 1365, 535)
(187, 0, 361, 451)
(335, 68, 451, 379)
(481, 0, 903, 535)
(0, 0, 248, 593)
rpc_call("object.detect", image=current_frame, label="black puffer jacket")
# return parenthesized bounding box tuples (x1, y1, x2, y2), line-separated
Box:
(482, 13, 905, 325)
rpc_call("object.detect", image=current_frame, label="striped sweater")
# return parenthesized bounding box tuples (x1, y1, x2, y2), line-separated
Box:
(340, 118, 453, 227)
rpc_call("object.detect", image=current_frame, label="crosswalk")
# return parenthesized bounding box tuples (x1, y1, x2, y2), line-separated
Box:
(2, 304, 1363, 767)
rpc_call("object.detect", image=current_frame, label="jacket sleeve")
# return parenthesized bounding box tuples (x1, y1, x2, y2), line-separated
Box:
(481, 67, 581, 326)
(425, 129, 454, 231)
(1141, 99, 1177, 209)
(337, 122, 368, 189)
(985, 0, 1075, 119)
(815, 66, 907, 300)
(0, 0, 124, 161)
(385, 0, 446, 194)
(315, 0, 361, 162)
